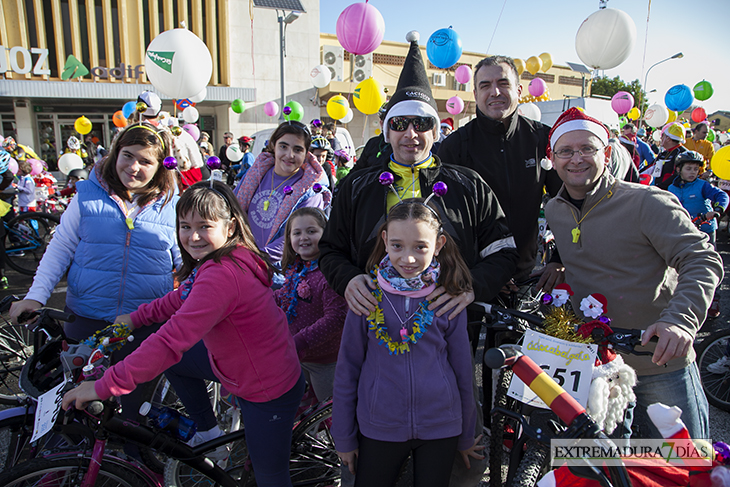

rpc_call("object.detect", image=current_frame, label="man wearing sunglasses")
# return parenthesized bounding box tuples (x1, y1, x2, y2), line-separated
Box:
(320, 32, 517, 485)
(437, 56, 564, 292)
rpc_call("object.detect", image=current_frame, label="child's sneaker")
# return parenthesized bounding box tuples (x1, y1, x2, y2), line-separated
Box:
(707, 356, 730, 375)
(188, 426, 230, 469)
(0, 277, 8, 290)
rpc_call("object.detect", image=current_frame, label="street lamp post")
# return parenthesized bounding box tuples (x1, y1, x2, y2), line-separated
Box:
(639, 52, 683, 128)
(277, 11, 301, 121)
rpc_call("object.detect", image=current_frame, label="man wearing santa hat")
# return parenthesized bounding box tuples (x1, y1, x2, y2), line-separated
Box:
(544, 107, 723, 440)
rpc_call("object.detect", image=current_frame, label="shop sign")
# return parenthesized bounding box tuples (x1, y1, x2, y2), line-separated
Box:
(0, 45, 50, 75)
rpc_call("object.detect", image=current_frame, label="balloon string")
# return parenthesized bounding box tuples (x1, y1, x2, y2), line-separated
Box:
(486, 0, 509, 54)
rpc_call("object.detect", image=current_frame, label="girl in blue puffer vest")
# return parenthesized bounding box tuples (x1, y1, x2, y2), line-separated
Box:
(9, 122, 180, 421)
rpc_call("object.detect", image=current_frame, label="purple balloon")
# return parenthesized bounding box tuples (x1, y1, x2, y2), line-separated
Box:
(379, 171, 394, 186)
(283, 185, 293, 195)
(163, 157, 178, 170)
(432, 182, 448, 197)
(206, 156, 221, 170)
(336, 2, 385, 55)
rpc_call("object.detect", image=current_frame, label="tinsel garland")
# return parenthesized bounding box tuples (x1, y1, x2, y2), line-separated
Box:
(542, 306, 593, 344)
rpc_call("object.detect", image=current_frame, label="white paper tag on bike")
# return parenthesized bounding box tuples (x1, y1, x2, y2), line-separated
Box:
(31, 381, 67, 443)
(507, 329, 597, 409)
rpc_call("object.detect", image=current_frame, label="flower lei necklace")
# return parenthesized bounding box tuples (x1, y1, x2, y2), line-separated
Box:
(280, 258, 318, 322)
(367, 270, 436, 355)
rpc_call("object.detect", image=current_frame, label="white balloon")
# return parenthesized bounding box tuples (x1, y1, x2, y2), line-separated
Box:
(719, 133, 729, 144)
(226, 144, 244, 162)
(644, 104, 668, 128)
(310, 65, 332, 89)
(58, 153, 84, 175)
(652, 129, 662, 143)
(145, 28, 213, 99)
(340, 108, 354, 124)
(575, 9, 636, 70)
(182, 106, 199, 124)
(517, 103, 541, 122)
(190, 88, 207, 103)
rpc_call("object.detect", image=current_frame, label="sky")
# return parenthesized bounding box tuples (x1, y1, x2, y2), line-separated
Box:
(319, 0, 730, 115)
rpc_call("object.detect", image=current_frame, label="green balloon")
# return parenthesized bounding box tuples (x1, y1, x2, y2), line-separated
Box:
(284, 101, 304, 122)
(693, 80, 714, 101)
(707, 129, 716, 143)
(231, 99, 245, 114)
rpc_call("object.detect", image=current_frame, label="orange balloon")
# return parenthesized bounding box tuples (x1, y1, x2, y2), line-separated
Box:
(113, 111, 127, 128)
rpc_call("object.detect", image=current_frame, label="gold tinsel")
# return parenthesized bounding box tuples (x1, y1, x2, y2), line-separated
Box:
(542, 307, 593, 344)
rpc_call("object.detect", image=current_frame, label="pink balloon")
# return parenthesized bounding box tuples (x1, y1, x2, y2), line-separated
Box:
(264, 101, 279, 117)
(183, 124, 201, 142)
(336, 2, 385, 55)
(446, 95, 464, 115)
(455, 65, 472, 85)
(8, 158, 18, 175)
(29, 159, 43, 176)
(611, 91, 634, 115)
(528, 78, 547, 97)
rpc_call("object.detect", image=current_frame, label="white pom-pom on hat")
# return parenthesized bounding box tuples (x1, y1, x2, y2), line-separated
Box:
(406, 30, 420, 43)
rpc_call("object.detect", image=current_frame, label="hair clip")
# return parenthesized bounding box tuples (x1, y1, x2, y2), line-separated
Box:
(206, 156, 222, 188)
(163, 156, 178, 170)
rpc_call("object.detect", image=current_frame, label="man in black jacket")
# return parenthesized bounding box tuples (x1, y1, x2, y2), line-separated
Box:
(438, 56, 564, 290)
(320, 36, 518, 321)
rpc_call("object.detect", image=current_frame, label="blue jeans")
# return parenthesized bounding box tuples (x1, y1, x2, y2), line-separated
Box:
(632, 363, 709, 439)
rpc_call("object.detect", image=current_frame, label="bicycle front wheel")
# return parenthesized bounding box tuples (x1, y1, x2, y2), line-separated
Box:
(0, 324, 33, 405)
(4, 213, 60, 276)
(0, 455, 151, 486)
(696, 330, 730, 411)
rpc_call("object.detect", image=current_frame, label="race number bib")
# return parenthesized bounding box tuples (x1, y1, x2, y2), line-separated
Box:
(31, 381, 67, 443)
(507, 329, 597, 409)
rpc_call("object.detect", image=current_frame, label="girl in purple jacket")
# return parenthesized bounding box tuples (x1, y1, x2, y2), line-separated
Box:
(275, 208, 348, 403)
(333, 199, 483, 486)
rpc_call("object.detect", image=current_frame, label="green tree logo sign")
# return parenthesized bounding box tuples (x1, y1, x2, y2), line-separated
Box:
(61, 54, 89, 80)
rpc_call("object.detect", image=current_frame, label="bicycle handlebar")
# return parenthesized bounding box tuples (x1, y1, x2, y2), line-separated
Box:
(469, 301, 544, 327)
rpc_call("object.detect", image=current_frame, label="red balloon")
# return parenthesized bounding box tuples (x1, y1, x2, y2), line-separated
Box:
(691, 107, 707, 123)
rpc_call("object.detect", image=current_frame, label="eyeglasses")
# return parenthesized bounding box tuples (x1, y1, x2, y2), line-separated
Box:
(387, 116, 435, 133)
(552, 146, 604, 159)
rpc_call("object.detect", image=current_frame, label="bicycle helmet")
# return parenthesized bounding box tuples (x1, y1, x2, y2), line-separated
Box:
(68, 168, 89, 180)
(310, 136, 332, 152)
(674, 150, 704, 170)
(0, 150, 10, 173)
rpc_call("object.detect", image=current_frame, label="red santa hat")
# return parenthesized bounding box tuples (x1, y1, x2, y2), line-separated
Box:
(440, 117, 454, 130)
(554, 283, 573, 295)
(547, 107, 610, 158)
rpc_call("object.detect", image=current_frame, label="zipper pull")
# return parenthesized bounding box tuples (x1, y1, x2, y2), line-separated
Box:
(405, 296, 410, 313)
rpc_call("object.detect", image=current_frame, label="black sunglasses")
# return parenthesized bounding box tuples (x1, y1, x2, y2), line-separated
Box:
(388, 116, 435, 133)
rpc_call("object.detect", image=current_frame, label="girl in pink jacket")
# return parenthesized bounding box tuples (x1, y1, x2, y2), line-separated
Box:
(63, 181, 305, 487)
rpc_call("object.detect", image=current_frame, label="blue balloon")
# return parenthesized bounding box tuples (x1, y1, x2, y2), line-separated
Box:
(427, 27, 463, 70)
(122, 101, 137, 119)
(664, 84, 693, 113)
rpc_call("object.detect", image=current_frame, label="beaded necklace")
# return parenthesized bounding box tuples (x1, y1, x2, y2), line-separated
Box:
(280, 258, 318, 322)
(366, 271, 436, 355)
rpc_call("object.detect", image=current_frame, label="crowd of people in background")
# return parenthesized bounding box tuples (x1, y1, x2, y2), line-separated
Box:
(2, 45, 730, 486)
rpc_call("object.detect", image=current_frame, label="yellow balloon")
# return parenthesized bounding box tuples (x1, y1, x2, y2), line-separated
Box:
(327, 95, 349, 120)
(666, 110, 677, 123)
(353, 78, 386, 115)
(526, 56, 542, 75)
(74, 116, 92, 135)
(627, 107, 640, 120)
(538, 52, 553, 72)
(514, 58, 526, 76)
(711, 146, 730, 180)
(683, 122, 691, 128)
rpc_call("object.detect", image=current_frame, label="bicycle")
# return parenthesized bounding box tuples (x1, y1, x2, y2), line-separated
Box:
(2, 211, 60, 275)
(0, 313, 341, 486)
(485, 342, 632, 487)
(480, 302, 657, 487)
(695, 329, 730, 412)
